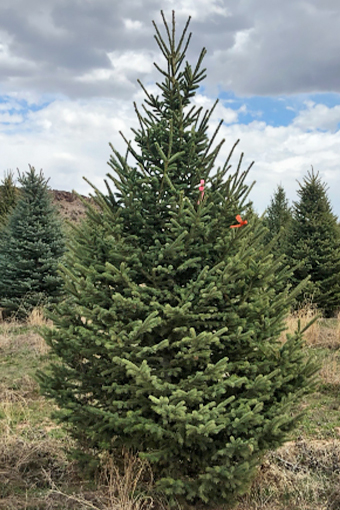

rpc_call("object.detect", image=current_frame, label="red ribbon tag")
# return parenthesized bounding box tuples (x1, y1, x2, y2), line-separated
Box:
(230, 214, 248, 228)
(197, 179, 205, 204)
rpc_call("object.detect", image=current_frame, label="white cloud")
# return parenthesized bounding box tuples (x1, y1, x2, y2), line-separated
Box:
(190, 94, 239, 124)
(293, 101, 340, 132)
(123, 19, 143, 30)
(76, 50, 156, 88)
(0, 96, 139, 194)
(0, 95, 339, 219)
(108, 51, 155, 75)
(165, 0, 230, 20)
(213, 120, 340, 215)
(227, 28, 255, 55)
(0, 112, 23, 124)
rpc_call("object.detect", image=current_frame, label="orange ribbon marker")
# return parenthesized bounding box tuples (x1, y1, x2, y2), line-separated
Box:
(198, 179, 205, 204)
(230, 214, 248, 228)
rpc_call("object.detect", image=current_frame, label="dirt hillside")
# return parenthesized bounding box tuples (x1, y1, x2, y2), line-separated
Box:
(50, 189, 91, 223)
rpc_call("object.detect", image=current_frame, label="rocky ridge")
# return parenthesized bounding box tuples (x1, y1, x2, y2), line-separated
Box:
(50, 189, 91, 223)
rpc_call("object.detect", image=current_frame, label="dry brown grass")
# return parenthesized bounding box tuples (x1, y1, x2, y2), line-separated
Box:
(0, 313, 18, 337)
(319, 352, 340, 387)
(0, 329, 50, 357)
(44, 449, 157, 510)
(0, 307, 51, 357)
(0, 400, 76, 508)
(237, 440, 340, 510)
(0, 331, 50, 362)
(26, 306, 53, 328)
(280, 306, 340, 349)
(280, 305, 319, 345)
(97, 450, 154, 510)
(0, 306, 52, 327)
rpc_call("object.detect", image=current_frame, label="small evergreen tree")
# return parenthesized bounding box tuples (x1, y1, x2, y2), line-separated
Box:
(0, 170, 19, 229)
(263, 184, 292, 257)
(38, 13, 317, 507)
(287, 168, 340, 316)
(0, 167, 66, 318)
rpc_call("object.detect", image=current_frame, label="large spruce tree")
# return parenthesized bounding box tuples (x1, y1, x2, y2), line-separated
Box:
(0, 167, 65, 318)
(287, 168, 340, 316)
(38, 12, 317, 507)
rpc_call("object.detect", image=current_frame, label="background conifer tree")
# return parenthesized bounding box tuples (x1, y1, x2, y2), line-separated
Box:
(0, 170, 19, 230)
(38, 12, 317, 507)
(0, 167, 66, 318)
(286, 168, 340, 316)
(263, 184, 292, 257)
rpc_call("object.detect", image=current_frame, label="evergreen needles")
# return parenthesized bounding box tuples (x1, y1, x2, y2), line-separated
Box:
(287, 168, 340, 316)
(0, 170, 19, 230)
(0, 167, 66, 318)
(38, 12, 318, 507)
(263, 184, 292, 258)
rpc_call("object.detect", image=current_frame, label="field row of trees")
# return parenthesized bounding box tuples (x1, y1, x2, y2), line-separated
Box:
(1, 165, 340, 319)
(263, 171, 340, 317)
(0, 11, 338, 508)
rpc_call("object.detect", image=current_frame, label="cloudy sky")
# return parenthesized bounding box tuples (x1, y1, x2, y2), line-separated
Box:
(1, 0, 340, 217)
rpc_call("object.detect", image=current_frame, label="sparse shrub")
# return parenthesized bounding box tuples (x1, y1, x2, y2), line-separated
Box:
(38, 12, 318, 508)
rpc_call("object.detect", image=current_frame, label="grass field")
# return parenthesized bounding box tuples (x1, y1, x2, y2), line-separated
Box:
(1, 308, 340, 510)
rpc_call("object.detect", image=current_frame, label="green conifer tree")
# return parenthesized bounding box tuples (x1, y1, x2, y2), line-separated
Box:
(263, 184, 292, 257)
(0, 170, 19, 229)
(0, 167, 66, 318)
(38, 13, 317, 507)
(287, 168, 340, 316)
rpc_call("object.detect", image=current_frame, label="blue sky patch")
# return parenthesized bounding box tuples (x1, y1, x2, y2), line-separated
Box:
(0, 95, 52, 120)
(218, 91, 340, 129)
